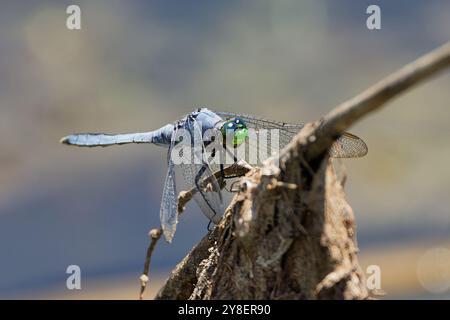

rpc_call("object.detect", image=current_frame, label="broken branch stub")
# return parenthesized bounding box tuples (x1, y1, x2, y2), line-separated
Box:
(155, 41, 450, 300)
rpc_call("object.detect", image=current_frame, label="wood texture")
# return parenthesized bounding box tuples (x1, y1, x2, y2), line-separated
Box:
(155, 42, 450, 300)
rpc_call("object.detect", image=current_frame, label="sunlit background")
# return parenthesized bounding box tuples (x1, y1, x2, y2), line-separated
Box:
(1, 0, 450, 299)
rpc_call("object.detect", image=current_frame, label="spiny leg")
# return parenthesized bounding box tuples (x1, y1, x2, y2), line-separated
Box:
(194, 163, 219, 217)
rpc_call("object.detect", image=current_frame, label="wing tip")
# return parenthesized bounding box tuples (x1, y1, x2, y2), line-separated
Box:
(357, 137, 369, 157)
(161, 223, 175, 243)
(331, 133, 369, 158)
(344, 132, 369, 158)
(163, 231, 174, 243)
(362, 142, 369, 157)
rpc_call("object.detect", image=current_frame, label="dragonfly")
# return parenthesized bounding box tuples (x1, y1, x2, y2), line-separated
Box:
(60, 108, 367, 242)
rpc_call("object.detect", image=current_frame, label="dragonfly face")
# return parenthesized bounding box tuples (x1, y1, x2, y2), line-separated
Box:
(220, 117, 249, 147)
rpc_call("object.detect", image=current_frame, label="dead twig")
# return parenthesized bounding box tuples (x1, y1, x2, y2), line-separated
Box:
(304, 41, 450, 161)
(139, 160, 252, 299)
(155, 41, 450, 300)
(139, 228, 162, 300)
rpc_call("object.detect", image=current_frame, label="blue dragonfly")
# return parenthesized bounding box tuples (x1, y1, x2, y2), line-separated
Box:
(61, 108, 367, 242)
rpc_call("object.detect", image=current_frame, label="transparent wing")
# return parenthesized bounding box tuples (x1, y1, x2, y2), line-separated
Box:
(160, 154, 178, 243)
(329, 132, 368, 158)
(179, 116, 224, 224)
(215, 111, 367, 159)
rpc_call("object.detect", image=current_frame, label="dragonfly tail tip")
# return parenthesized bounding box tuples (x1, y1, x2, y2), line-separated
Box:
(60, 136, 71, 145)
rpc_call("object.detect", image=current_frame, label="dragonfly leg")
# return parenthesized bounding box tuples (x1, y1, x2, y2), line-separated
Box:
(220, 143, 242, 180)
(194, 163, 207, 189)
(220, 164, 225, 180)
(194, 163, 219, 222)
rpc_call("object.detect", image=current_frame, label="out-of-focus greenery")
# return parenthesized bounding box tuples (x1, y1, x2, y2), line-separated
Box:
(1, 0, 450, 299)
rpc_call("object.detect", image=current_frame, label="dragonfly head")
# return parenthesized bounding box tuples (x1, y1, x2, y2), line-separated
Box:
(221, 117, 248, 147)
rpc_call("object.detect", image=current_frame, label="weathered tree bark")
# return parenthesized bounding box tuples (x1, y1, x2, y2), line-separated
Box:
(155, 42, 450, 300)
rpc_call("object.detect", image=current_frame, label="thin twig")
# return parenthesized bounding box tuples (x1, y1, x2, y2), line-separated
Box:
(139, 160, 251, 299)
(156, 42, 450, 299)
(139, 228, 162, 300)
(305, 41, 450, 161)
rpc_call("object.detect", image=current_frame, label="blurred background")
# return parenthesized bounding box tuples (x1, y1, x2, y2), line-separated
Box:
(1, 0, 450, 299)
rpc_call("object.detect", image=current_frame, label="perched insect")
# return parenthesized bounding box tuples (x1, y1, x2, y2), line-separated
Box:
(61, 108, 367, 242)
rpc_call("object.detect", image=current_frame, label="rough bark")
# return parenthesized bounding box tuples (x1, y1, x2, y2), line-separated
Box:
(155, 42, 450, 300)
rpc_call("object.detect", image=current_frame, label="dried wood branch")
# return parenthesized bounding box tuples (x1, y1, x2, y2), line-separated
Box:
(139, 160, 252, 299)
(155, 42, 450, 300)
(139, 228, 162, 299)
(304, 42, 450, 161)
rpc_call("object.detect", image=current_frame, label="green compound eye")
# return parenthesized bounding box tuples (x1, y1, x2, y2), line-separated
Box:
(232, 126, 248, 146)
(221, 117, 248, 147)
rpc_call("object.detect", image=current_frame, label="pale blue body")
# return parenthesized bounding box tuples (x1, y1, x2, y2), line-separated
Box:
(61, 108, 223, 148)
(61, 107, 367, 242)
(61, 108, 225, 242)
